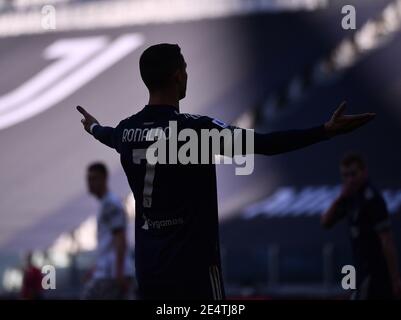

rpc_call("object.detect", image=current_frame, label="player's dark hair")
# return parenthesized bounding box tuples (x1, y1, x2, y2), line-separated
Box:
(88, 162, 108, 178)
(139, 43, 185, 91)
(341, 152, 366, 169)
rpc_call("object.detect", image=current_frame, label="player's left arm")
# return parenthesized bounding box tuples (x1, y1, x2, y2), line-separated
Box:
(253, 101, 375, 155)
(205, 101, 375, 156)
(76, 106, 118, 150)
(371, 197, 401, 298)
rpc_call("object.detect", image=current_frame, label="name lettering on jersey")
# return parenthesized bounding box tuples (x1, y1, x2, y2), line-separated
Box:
(122, 126, 171, 142)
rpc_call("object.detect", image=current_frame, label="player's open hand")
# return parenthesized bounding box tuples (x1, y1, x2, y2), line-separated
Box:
(76, 105, 99, 134)
(324, 101, 376, 137)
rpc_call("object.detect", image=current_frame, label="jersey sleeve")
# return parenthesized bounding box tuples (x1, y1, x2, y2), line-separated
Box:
(183, 114, 236, 131)
(92, 125, 118, 150)
(92, 120, 125, 153)
(253, 125, 330, 155)
(183, 114, 331, 157)
(103, 202, 127, 233)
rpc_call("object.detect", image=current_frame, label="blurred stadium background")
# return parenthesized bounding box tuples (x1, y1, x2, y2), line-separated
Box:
(0, 0, 401, 299)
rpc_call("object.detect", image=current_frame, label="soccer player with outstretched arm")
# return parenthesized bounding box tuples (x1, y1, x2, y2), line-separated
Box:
(77, 43, 375, 300)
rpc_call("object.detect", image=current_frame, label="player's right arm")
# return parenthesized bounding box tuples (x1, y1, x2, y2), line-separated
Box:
(76, 105, 117, 150)
(321, 182, 355, 228)
(321, 197, 347, 229)
(321, 178, 364, 228)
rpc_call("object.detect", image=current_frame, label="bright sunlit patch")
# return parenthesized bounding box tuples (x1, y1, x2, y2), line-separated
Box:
(124, 192, 136, 219)
(2, 268, 23, 292)
(49, 215, 97, 255)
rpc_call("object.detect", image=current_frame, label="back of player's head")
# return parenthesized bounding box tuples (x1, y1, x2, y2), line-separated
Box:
(341, 152, 366, 170)
(139, 43, 185, 91)
(87, 161, 108, 179)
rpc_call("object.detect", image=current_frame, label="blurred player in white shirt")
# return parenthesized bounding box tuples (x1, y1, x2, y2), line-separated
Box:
(82, 162, 135, 299)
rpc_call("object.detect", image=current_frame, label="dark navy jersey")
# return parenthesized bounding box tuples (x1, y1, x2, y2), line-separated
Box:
(92, 104, 329, 299)
(335, 183, 392, 282)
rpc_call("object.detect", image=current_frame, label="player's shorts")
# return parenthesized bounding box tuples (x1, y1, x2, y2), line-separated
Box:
(138, 265, 225, 300)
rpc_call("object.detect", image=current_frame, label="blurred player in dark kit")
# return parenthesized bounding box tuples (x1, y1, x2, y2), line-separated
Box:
(322, 153, 401, 299)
